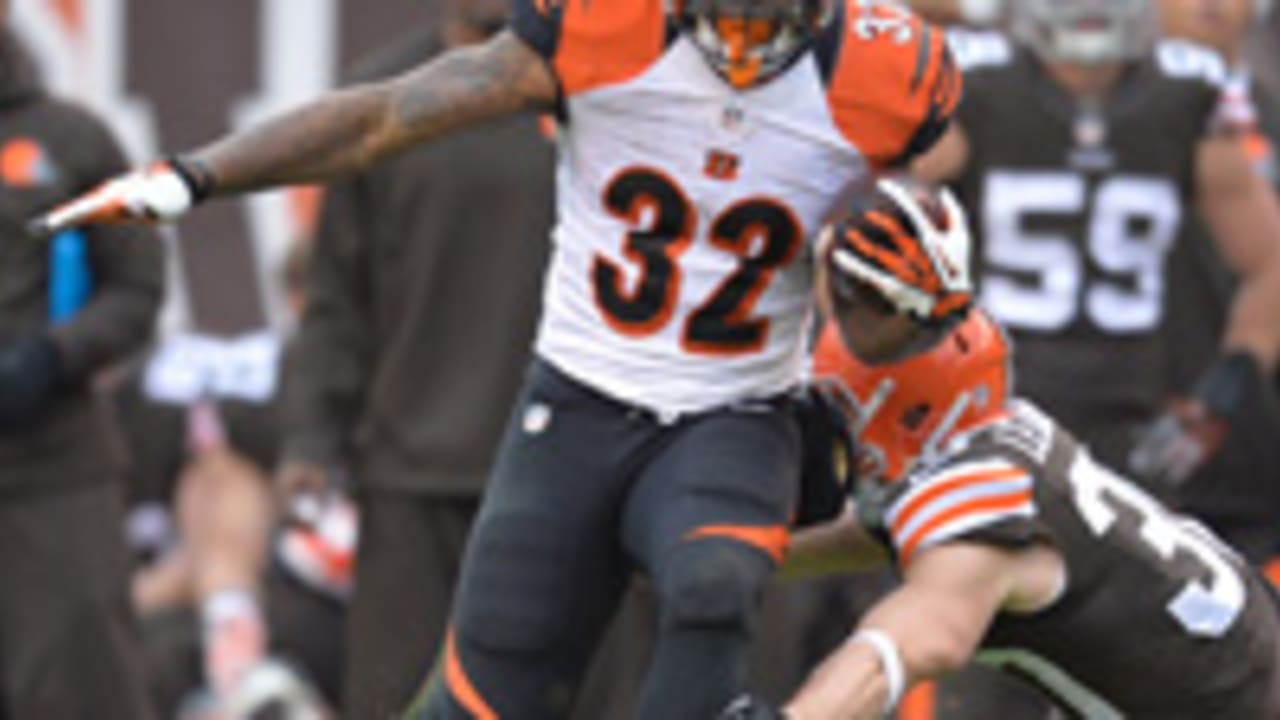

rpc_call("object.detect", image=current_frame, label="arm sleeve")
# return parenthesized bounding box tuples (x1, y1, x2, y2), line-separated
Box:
(889, 27, 963, 167)
(509, 0, 668, 97)
(47, 114, 164, 380)
(824, 11, 964, 169)
(280, 176, 374, 469)
(884, 457, 1045, 565)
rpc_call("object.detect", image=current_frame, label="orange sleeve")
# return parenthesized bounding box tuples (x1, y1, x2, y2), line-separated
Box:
(511, 0, 670, 97)
(824, 3, 962, 168)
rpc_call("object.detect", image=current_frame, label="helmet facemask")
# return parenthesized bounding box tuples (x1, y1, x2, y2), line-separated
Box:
(812, 311, 1014, 485)
(675, 0, 826, 89)
(1013, 0, 1155, 66)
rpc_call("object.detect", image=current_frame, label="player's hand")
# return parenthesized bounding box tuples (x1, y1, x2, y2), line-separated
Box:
(274, 460, 333, 513)
(1128, 398, 1228, 487)
(27, 158, 208, 236)
(718, 694, 790, 720)
(1129, 351, 1261, 486)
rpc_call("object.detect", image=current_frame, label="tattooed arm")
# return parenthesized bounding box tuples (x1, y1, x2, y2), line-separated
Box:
(198, 30, 556, 196)
(29, 31, 556, 234)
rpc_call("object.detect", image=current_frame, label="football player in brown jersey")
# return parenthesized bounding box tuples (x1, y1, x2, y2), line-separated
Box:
(913, 0, 1280, 512)
(724, 179, 1280, 720)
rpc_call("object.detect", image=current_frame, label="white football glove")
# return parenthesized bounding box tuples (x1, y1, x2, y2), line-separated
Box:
(28, 159, 204, 236)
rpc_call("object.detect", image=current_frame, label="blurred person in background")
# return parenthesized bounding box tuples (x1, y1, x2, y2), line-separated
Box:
(1247, 3, 1280, 95)
(272, 0, 557, 715)
(117, 242, 345, 718)
(0, 0, 162, 716)
(914, 1, 1280, 545)
(904, 0, 1005, 28)
(1153, 0, 1280, 564)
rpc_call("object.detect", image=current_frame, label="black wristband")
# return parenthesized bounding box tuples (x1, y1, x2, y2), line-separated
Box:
(1194, 350, 1262, 419)
(166, 155, 216, 203)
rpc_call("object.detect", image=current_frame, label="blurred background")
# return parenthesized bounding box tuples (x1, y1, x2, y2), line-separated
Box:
(1, 2, 1279, 719)
(11, 0, 433, 335)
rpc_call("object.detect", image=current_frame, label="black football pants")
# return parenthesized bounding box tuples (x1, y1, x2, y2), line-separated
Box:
(408, 359, 800, 720)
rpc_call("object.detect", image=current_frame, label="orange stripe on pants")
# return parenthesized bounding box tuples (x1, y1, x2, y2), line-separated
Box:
(683, 524, 790, 564)
(445, 628, 498, 720)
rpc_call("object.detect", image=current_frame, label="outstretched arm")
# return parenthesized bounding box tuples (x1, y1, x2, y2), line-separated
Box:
(197, 29, 555, 196)
(783, 542, 1061, 720)
(32, 30, 556, 233)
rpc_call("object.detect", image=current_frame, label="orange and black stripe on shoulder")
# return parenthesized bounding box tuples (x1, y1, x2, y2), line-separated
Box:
(511, 0, 677, 99)
(816, 2, 962, 169)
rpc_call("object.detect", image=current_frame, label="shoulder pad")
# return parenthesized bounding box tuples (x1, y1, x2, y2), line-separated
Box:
(512, 0, 669, 96)
(825, 1, 961, 167)
(885, 453, 1035, 564)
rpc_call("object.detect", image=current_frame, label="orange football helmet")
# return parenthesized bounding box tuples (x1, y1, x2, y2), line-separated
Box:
(674, 0, 828, 88)
(812, 308, 1013, 483)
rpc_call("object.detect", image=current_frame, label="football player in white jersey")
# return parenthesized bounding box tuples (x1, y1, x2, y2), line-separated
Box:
(31, 1, 959, 717)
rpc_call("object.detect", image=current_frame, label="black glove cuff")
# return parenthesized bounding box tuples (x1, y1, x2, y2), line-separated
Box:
(1195, 350, 1262, 419)
(167, 155, 216, 203)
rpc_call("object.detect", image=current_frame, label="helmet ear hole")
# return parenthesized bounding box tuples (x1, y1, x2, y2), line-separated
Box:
(902, 403, 931, 431)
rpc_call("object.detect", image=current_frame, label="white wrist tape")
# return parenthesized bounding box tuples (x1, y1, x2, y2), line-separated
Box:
(958, 0, 1003, 25)
(850, 629, 906, 713)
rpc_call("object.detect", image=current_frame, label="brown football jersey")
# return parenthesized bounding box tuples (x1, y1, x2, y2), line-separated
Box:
(944, 31, 1225, 471)
(866, 401, 1280, 719)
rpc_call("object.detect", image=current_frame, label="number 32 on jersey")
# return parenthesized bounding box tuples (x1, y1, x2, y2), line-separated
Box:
(593, 166, 803, 356)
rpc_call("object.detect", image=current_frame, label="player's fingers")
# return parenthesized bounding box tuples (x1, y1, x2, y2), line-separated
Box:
(29, 163, 193, 237)
(27, 189, 125, 237)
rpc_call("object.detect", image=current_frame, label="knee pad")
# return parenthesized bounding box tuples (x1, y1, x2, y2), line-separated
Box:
(656, 540, 772, 630)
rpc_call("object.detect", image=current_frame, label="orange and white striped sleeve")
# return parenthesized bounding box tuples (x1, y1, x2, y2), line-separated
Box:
(883, 457, 1037, 566)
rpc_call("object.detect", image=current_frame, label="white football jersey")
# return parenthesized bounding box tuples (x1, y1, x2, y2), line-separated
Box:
(514, 0, 958, 415)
